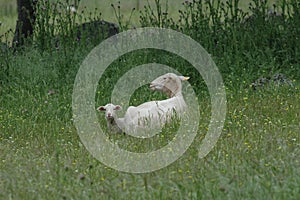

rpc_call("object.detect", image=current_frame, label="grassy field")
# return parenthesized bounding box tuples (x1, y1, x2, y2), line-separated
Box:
(0, 0, 299, 199)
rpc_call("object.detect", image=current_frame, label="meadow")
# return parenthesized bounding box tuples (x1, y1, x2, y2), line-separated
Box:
(0, 0, 299, 199)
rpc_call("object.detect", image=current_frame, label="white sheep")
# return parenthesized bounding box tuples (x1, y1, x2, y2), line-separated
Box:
(97, 103, 125, 134)
(123, 73, 190, 137)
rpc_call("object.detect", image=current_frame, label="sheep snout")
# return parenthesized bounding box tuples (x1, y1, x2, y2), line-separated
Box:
(150, 82, 163, 90)
(106, 112, 112, 118)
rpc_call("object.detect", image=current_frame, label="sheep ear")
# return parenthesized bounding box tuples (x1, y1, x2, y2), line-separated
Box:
(114, 105, 122, 110)
(97, 106, 106, 111)
(179, 76, 190, 81)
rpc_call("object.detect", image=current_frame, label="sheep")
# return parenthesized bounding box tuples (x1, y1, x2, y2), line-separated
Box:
(122, 73, 190, 137)
(97, 103, 125, 134)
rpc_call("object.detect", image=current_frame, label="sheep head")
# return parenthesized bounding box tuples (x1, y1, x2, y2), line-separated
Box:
(150, 73, 189, 97)
(97, 103, 122, 121)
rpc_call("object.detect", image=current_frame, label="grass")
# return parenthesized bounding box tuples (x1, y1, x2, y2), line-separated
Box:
(1, 76, 299, 199)
(0, 0, 300, 199)
(0, 0, 279, 41)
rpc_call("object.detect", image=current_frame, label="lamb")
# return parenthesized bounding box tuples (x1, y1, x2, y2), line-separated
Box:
(97, 103, 125, 134)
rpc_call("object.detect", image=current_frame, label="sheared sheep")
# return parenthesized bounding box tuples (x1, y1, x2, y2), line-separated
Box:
(123, 73, 190, 136)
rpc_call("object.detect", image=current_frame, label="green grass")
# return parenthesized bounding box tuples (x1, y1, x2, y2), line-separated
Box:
(1, 69, 299, 199)
(1, 48, 299, 199)
(1, 0, 300, 199)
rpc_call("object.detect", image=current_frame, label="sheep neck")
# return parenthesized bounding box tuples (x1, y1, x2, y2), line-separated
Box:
(107, 117, 117, 125)
(167, 82, 182, 98)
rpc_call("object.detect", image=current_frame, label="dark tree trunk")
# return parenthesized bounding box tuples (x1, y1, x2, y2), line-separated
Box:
(13, 0, 37, 47)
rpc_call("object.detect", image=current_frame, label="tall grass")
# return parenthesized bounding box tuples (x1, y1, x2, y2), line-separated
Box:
(0, 0, 299, 199)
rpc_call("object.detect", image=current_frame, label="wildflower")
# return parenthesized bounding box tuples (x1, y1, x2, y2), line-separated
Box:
(48, 89, 56, 95)
(277, 146, 282, 150)
(67, 6, 76, 13)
